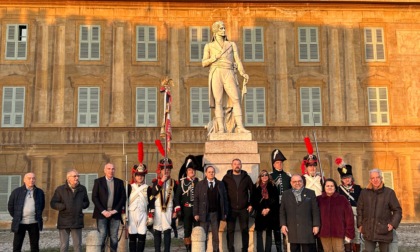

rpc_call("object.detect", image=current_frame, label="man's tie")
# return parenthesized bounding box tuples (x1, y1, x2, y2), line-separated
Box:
(210, 182, 214, 189)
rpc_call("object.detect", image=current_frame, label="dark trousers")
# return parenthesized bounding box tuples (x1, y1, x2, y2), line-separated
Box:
(183, 206, 197, 238)
(129, 234, 146, 252)
(13, 223, 40, 252)
(273, 229, 288, 252)
(290, 243, 317, 252)
(154, 229, 171, 252)
(256, 229, 273, 252)
(226, 208, 249, 252)
(200, 212, 220, 252)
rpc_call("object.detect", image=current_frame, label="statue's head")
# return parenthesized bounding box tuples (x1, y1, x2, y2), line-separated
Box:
(212, 21, 228, 41)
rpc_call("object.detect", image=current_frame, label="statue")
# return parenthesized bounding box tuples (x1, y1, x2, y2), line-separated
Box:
(202, 21, 250, 134)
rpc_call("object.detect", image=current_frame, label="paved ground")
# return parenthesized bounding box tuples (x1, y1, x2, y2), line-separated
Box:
(0, 223, 419, 251)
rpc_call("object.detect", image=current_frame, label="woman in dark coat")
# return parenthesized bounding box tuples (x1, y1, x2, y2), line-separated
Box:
(251, 170, 279, 252)
(317, 178, 354, 252)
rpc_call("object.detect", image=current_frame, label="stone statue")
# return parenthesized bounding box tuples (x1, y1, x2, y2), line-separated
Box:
(202, 21, 250, 134)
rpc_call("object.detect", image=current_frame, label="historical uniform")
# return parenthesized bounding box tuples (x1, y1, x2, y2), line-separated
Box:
(336, 158, 362, 252)
(151, 158, 179, 252)
(270, 149, 291, 252)
(127, 164, 152, 252)
(175, 155, 200, 252)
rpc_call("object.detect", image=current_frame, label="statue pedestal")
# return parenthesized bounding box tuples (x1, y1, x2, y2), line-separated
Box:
(203, 132, 260, 252)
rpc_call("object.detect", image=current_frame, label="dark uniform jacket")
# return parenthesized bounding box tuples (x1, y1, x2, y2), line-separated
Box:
(222, 170, 253, 212)
(193, 178, 228, 222)
(251, 182, 279, 231)
(357, 183, 402, 243)
(338, 183, 362, 207)
(8, 185, 45, 233)
(280, 188, 320, 244)
(92, 176, 126, 221)
(50, 182, 90, 229)
(175, 177, 199, 208)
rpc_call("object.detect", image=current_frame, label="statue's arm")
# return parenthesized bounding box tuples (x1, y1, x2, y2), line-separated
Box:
(231, 42, 248, 80)
(202, 43, 216, 67)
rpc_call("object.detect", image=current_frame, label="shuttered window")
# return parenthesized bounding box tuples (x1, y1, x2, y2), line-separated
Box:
(5, 24, 28, 60)
(79, 25, 101, 60)
(2, 87, 25, 127)
(367, 87, 389, 125)
(298, 27, 319, 62)
(0, 175, 21, 213)
(79, 173, 98, 213)
(364, 27, 386, 62)
(190, 27, 210, 62)
(190, 87, 210, 126)
(245, 87, 266, 126)
(300, 87, 322, 126)
(136, 26, 157, 61)
(145, 173, 157, 187)
(77, 87, 100, 127)
(382, 171, 394, 190)
(243, 27, 264, 62)
(136, 87, 157, 127)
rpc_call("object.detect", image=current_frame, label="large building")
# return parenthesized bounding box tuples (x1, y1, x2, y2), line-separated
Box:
(0, 0, 419, 228)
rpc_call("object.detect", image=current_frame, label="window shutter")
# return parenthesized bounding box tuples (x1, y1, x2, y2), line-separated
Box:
(78, 87, 100, 127)
(299, 27, 319, 62)
(136, 87, 157, 127)
(309, 28, 319, 60)
(254, 27, 264, 61)
(245, 87, 266, 126)
(80, 26, 89, 59)
(89, 87, 99, 126)
(367, 87, 389, 125)
(137, 26, 146, 59)
(2, 87, 25, 127)
(6, 25, 17, 58)
(364, 28, 374, 60)
(0, 175, 21, 213)
(382, 172, 394, 190)
(148, 27, 157, 60)
(190, 28, 199, 61)
(90, 26, 100, 59)
(79, 173, 98, 212)
(244, 28, 253, 60)
(299, 28, 308, 61)
(375, 28, 385, 60)
(190, 87, 210, 126)
(300, 87, 322, 126)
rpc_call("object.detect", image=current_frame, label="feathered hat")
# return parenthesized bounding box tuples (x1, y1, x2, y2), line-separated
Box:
(271, 149, 287, 171)
(335, 157, 353, 178)
(155, 139, 173, 175)
(131, 142, 148, 183)
(301, 137, 318, 174)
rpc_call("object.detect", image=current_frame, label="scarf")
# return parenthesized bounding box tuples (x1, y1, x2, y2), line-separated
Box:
(292, 187, 304, 203)
(261, 182, 268, 200)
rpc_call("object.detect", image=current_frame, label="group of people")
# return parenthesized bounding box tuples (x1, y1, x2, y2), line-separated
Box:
(7, 149, 402, 252)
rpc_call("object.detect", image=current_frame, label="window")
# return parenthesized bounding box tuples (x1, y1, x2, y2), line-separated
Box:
(79, 25, 101, 60)
(244, 27, 264, 62)
(190, 87, 210, 126)
(382, 171, 394, 190)
(2, 87, 25, 127)
(300, 87, 322, 126)
(298, 27, 319, 62)
(145, 173, 157, 187)
(5, 24, 28, 60)
(364, 27, 385, 62)
(190, 27, 210, 62)
(245, 87, 266, 126)
(136, 87, 157, 127)
(0, 175, 21, 213)
(136, 26, 157, 61)
(367, 87, 389, 125)
(79, 173, 97, 213)
(77, 87, 100, 127)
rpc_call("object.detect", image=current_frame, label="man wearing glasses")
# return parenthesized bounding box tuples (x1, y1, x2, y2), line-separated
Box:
(280, 174, 320, 252)
(50, 169, 90, 252)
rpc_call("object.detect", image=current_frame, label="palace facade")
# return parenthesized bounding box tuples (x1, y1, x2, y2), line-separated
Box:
(0, 0, 419, 228)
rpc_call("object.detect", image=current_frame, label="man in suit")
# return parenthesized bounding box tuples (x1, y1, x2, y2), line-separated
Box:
(92, 163, 126, 252)
(280, 174, 320, 252)
(194, 166, 228, 252)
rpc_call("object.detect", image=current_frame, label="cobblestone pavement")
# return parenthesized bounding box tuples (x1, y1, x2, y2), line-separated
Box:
(0, 224, 418, 251)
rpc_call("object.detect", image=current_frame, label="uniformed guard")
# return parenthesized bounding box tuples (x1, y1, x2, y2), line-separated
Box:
(270, 149, 291, 252)
(175, 155, 200, 252)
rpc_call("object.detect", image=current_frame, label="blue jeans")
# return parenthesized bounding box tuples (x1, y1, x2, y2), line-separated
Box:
(97, 218, 120, 252)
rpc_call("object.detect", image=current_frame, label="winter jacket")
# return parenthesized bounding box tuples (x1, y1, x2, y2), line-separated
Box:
(193, 178, 228, 222)
(251, 182, 279, 231)
(8, 185, 45, 233)
(50, 182, 90, 229)
(222, 170, 253, 212)
(280, 188, 320, 244)
(317, 192, 355, 239)
(357, 183, 402, 243)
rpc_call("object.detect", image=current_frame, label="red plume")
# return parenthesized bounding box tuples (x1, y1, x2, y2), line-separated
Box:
(137, 142, 144, 164)
(155, 139, 165, 157)
(304, 137, 313, 155)
(335, 157, 344, 168)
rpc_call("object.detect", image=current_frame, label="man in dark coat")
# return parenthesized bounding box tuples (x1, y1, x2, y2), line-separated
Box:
(270, 148, 291, 252)
(280, 174, 320, 252)
(8, 172, 45, 252)
(50, 169, 90, 252)
(92, 163, 126, 252)
(357, 168, 402, 252)
(222, 158, 254, 252)
(194, 166, 228, 252)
